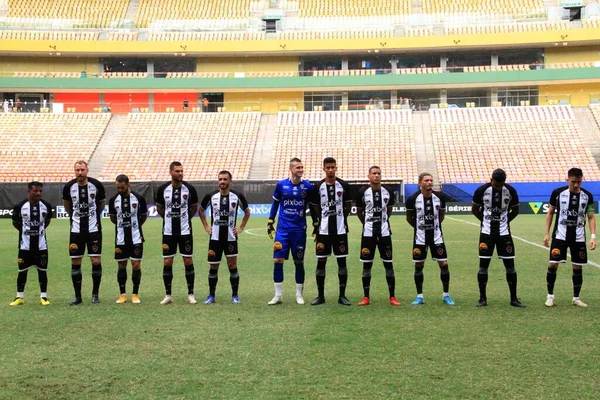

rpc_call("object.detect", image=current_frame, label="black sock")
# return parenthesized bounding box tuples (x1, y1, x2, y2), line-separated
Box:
(37, 269, 47, 293)
(229, 268, 239, 296)
(17, 269, 28, 293)
(132, 269, 141, 294)
(478, 258, 491, 299)
(546, 267, 557, 295)
(573, 269, 583, 297)
(440, 265, 450, 293)
(208, 267, 218, 297)
(91, 264, 102, 296)
(384, 262, 395, 298)
(362, 262, 372, 297)
(71, 264, 82, 298)
(414, 265, 424, 295)
(117, 268, 127, 294)
(504, 259, 517, 299)
(316, 259, 326, 297)
(337, 258, 348, 297)
(163, 266, 173, 295)
(185, 264, 195, 295)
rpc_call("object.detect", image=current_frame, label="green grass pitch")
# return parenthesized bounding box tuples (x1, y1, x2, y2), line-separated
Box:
(1, 215, 599, 399)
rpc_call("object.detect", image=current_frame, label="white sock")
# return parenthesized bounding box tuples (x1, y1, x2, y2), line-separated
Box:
(442, 292, 449, 297)
(573, 296, 579, 301)
(274, 282, 283, 297)
(417, 294, 424, 299)
(296, 283, 303, 297)
(40, 292, 47, 298)
(547, 294, 554, 298)
(17, 292, 24, 298)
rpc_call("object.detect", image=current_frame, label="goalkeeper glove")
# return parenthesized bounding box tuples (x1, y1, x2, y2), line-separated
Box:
(267, 219, 275, 239)
(312, 221, 320, 241)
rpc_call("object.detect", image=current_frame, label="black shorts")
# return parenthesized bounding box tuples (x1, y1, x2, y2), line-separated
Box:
(69, 231, 102, 258)
(18, 250, 49, 271)
(360, 235, 393, 262)
(115, 243, 144, 261)
(412, 241, 448, 262)
(208, 240, 238, 264)
(549, 239, 587, 265)
(479, 234, 515, 259)
(162, 234, 193, 258)
(316, 234, 349, 258)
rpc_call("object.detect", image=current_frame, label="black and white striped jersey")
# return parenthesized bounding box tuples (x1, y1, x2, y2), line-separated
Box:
(109, 191, 147, 245)
(549, 186, 594, 242)
(62, 178, 106, 234)
(155, 182, 198, 236)
(406, 190, 446, 245)
(313, 178, 351, 236)
(12, 199, 52, 251)
(472, 183, 519, 236)
(200, 190, 249, 242)
(356, 185, 395, 237)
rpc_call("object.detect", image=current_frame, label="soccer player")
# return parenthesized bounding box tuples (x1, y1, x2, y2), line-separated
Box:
(406, 172, 454, 306)
(155, 161, 199, 305)
(543, 168, 596, 307)
(311, 157, 352, 306)
(199, 171, 251, 304)
(356, 166, 400, 306)
(10, 182, 52, 306)
(63, 160, 106, 305)
(108, 175, 147, 304)
(267, 157, 315, 305)
(472, 168, 524, 308)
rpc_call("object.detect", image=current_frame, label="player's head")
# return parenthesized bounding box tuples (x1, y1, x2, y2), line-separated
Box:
(323, 157, 337, 179)
(567, 168, 583, 192)
(115, 174, 131, 196)
(218, 170, 232, 191)
(418, 172, 433, 193)
(169, 161, 184, 183)
(368, 166, 381, 185)
(490, 168, 506, 189)
(289, 158, 304, 179)
(27, 181, 43, 202)
(74, 160, 88, 183)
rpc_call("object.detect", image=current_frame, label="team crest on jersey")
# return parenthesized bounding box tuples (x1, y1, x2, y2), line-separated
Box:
(437, 247, 444, 255)
(17, 258, 24, 265)
(413, 248, 421, 257)
(232, 202, 236, 208)
(183, 194, 188, 200)
(91, 244, 99, 253)
(301, 191, 306, 198)
(435, 205, 440, 210)
(134, 247, 141, 256)
(551, 248, 560, 257)
(228, 244, 234, 253)
(274, 241, 283, 251)
(337, 191, 342, 198)
(316, 242, 325, 252)
(506, 246, 513, 254)
(385, 250, 392, 258)
(185, 244, 191, 252)
(162, 244, 169, 252)
(580, 251, 586, 259)
(40, 257, 48, 266)
(69, 243, 78, 252)
(208, 250, 216, 259)
(384, 198, 389, 204)
(90, 193, 95, 199)
(361, 247, 370, 256)
(296, 250, 304, 259)
(114, 248, 122, 255)
(479, 243, 488, 252)
(339, 245, 346, 253)
(132, 203, 137, 208)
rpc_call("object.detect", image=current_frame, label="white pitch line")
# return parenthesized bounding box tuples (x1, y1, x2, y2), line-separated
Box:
(244, 228, 265, 237)
(447, 216, 600, 269)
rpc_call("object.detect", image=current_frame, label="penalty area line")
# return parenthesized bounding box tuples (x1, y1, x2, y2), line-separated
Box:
(447, 217, 600, 270)
(244, 228, 265, 237)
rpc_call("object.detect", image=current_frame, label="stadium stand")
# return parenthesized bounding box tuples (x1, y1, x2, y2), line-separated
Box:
(0, 114, 110, 182)
(269, 110, 418, 182)
(147, 31, 265, 41)
(98, 112, 261, 181)
(0, 31, 97, 41)
(296, 0, 410, 17)
(422, 0, 545, 17)
(135, 0, 252, 28)
(590, 104, 600, 127)
(431, 106, 600, 183)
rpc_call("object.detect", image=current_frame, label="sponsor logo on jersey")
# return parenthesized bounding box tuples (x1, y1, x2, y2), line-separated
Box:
(162, 244, 169, 252)
(274, 241, 283, 251)
(208, 250, 216, 259)
(114, 248, 122, 255)
(69, 243, 78, 252)
(413, 248, 421, 257)
(479, 242, 488, 252)
(316, 242, 325, 252)
(361, 247, 370, 256)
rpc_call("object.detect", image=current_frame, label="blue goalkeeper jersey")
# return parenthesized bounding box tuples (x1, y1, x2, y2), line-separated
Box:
(272, 178, 313, 232)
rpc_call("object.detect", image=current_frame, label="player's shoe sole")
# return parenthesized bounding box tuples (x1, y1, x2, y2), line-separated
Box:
(116, 295, 127, 304)
(40, 297, 50, 306)
(9, 297, 24, 306)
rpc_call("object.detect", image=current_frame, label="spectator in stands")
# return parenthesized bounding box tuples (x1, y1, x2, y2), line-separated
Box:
(472, 169, 524, 308)
(3, 99, 8, 113)
(183, 98, 189, 112)
(202, 97, 209, 112)
(16, 98, 22, 112)
(543, 168, 596, 308)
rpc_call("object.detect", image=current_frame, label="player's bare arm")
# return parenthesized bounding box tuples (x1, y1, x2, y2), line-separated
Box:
(198, 208, 212, 234)
(140, 213, 147, 226)
(189, 203, 198, 219)
(63, 199, 73, 217)
(234, 208, 251, 235)
(543, 204, 555, 247)
(406, 209, 415, 228)
(357, 207, 365, 225)
(588, 211, 596, 250)
(156, 204, 165, 218)
(439, 209, 446, 223)
(508, 204, 519, 222)
(471, 204, 482, 221)
(110, 215, 117, 225)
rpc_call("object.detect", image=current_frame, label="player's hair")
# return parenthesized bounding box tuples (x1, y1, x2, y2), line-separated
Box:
(368, 165, 381, 174)
(323, 157, 336, 166)
(289, 158, 302, 167)
(74, 160, 88, 168)
(27, 181, 43, 189)
(169, 161, 182, 171)
(218, 170, 232, 179)
(568, 168, 583, 178)
(115, 174, 129, 184)
(418, 172, 432, 182)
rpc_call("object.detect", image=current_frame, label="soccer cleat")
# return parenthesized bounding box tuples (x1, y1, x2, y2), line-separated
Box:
(358, 297, 370, 306)
(296, 295, 305, 305)
(159, 295, 173, 305)
(131, 294, 141, 304)
(338, 296, 351, 306)
(545, 295, 555, 307)
(91, 294, 100, 304)
(311, 296, 326, 306)
(443, 295, 456, 306)
(389, 297, 401, 307)
(510, 298, 526, 308)
(116, 295, 128, 304)
(411, 296, 425, 306)
(9, 297, 24, 306)
(572, 298, 588, 308)
(268, 296, 282, 305)
(69, 297, 83, 306)
(39, 297, 50, 306)
(188, 294, 198, 305)
(231, 295, 241, 304)
(203, 295, 216, 305)
(476, 298, 487, 307)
